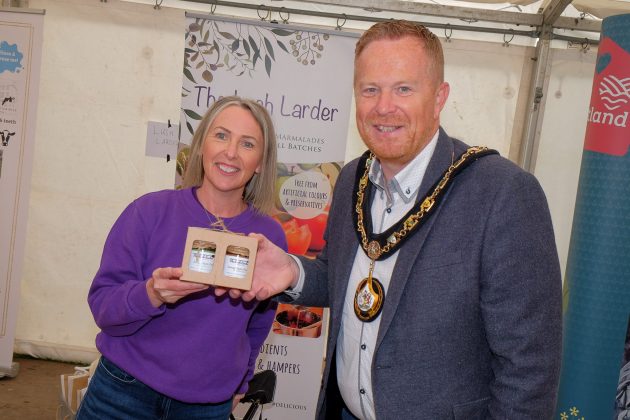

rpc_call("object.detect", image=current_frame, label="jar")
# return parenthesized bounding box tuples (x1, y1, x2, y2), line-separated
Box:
(188, 240, 216, 273)
(223, 245, 250, 278)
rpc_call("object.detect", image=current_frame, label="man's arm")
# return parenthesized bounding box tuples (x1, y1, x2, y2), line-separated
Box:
(481, 170, 562, 419)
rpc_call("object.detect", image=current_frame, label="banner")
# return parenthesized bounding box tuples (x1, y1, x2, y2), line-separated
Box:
(179, 14, 357, 419)
(556, 13, 630, 419)
(0, 8, 44, 374)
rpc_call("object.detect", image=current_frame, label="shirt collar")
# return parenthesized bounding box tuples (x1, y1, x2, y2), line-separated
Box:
(368, 130, 440, 203)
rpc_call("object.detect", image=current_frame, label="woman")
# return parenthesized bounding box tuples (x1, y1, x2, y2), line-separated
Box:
(78, 96, 287, 420)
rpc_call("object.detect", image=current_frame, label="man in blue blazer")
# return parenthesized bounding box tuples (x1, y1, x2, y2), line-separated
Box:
(222, 20, 562, 419)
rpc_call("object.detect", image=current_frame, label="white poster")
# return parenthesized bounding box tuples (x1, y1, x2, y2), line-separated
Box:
(179, 14, 357, 419)
(0, 9, 44, 372)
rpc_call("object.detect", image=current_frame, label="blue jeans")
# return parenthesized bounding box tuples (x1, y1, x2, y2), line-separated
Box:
(76, 356, 233, 420)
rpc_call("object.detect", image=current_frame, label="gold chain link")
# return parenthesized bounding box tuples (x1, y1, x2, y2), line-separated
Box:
(355, 146, 488, 258)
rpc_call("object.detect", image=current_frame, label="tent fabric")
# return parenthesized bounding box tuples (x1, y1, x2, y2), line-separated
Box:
(453, 0, 630, 19)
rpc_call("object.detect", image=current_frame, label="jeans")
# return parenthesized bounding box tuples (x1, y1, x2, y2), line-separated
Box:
(76, 356, 233, 420)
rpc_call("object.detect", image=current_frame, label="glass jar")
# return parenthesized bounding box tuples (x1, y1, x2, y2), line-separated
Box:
(223, 245, 250, 278)
(188, 240, 216, 273)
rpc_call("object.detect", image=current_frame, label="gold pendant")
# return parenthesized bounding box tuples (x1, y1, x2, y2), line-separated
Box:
(354, 260, 384, 322)
(367, 240, 382, 260)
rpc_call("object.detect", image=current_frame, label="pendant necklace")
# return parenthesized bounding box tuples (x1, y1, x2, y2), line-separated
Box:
(352, 146, 497, 322)
(200, 198, 245, 234)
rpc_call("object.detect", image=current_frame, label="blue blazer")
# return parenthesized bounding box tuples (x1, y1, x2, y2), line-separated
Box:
(296, 128, 562, 419)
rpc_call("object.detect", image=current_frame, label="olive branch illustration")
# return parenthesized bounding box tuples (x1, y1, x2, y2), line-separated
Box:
(181, 19, 331, 136)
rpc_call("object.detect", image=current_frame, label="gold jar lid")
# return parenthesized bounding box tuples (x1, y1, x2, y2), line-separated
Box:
(192, 240, 216, 250)
(226, 245, 249, 257)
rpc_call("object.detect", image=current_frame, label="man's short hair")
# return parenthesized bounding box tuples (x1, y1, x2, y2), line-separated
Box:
(354, 20, 445, 83)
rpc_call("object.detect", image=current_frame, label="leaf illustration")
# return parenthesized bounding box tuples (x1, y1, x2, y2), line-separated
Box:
(197, 42, 211, 48)
(186, 121, 194, 135)
(191, 52, 199, 61)
(196, 61, 204, 69)
(185, 48, 196, 54)
(249, 35, 259, 57)
(223, 53, 230, 66)
(231, 39, 240, 52)
(243, 38, 251, 57)
(264, 37, 275, 60)
(276, 40, 289, 53)
(271, 28, 294, 36)
(189, 23, 201, 32)
(213, 40, 220, 60)
(249, 35, 260, 67)
(183, 68, 196, 83)
(184, 109, 203, 120)
(219, 31, 236, 40)
(264, 55, 272, 77)
(202, 70, 213, 83)
(203, 29, 209, 42)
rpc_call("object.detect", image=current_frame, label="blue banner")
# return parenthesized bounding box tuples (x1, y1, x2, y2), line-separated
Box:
(556, 13, 630, 420)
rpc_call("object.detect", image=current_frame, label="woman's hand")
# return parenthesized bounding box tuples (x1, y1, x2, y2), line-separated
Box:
(232, 393, 245, 411)
(146, 267, 209, 307)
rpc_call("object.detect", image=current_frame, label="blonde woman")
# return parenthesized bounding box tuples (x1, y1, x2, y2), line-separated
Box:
(79, 96, 287, 420)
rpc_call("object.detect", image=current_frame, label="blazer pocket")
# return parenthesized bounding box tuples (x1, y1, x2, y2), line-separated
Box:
(416, 250, 462, 271)
(452, 396, 490, 420)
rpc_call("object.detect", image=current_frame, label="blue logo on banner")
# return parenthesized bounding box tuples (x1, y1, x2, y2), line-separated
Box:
(0, 41, 23, 74)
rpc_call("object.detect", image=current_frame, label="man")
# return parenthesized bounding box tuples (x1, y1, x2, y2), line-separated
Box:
(220, 20, 562, 419)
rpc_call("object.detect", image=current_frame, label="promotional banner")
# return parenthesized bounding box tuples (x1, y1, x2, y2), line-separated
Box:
(556, 13, 630, 420)
(178, 14, 357, 419)
(0, 9, 44, 374)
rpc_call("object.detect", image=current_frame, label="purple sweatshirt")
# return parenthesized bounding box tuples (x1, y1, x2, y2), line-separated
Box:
(88, 188, 287, 403)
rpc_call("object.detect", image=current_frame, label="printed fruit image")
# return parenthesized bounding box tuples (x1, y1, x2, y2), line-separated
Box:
(273, 212, 312, 255)
(176, 146, 191, 176)
(318, 162, 341, 188)
(295, 210, 329, 252)
(274, 175, 291, 212)
(274, 163, 298, 213)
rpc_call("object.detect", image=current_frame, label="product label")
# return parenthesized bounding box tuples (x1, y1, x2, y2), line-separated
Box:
(189, 249, 215, 273)
(223, 255, 248, 278)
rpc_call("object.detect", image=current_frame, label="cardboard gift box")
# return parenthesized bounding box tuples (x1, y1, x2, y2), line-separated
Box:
(180, 227, 258, 290)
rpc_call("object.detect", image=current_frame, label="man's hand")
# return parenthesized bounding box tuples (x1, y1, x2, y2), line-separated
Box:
(214, 233, 299, 302)
(146, 267, 209, 307)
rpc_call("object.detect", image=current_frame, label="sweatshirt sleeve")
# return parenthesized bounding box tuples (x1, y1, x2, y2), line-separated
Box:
(88, 200, 165, 336)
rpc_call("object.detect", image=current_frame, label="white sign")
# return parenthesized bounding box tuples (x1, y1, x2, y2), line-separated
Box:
(180, 15, 357, 419)
(0, 9, 44, 373)
(145, 121, 179, 159)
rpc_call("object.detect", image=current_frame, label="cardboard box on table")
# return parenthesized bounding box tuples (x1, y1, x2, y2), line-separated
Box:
(180, 227, 258, 290)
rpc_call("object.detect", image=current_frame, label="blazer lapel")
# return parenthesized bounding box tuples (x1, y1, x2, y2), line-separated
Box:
(375, 129, 456, 349)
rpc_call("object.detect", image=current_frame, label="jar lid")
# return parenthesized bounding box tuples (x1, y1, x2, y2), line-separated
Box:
(192, 240, 216, 249)
(226, 245, 249, 256)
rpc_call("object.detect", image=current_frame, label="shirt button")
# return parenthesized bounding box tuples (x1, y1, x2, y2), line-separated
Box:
(405, 188, 411, 194)
(361, 344, 366, 350)
(360, 388, 366, 395)
(386, 208, 392, 213)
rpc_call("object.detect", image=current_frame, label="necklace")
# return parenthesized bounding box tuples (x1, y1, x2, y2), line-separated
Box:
(352, 146, 497, 322)
(198, 193, 246, 233)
